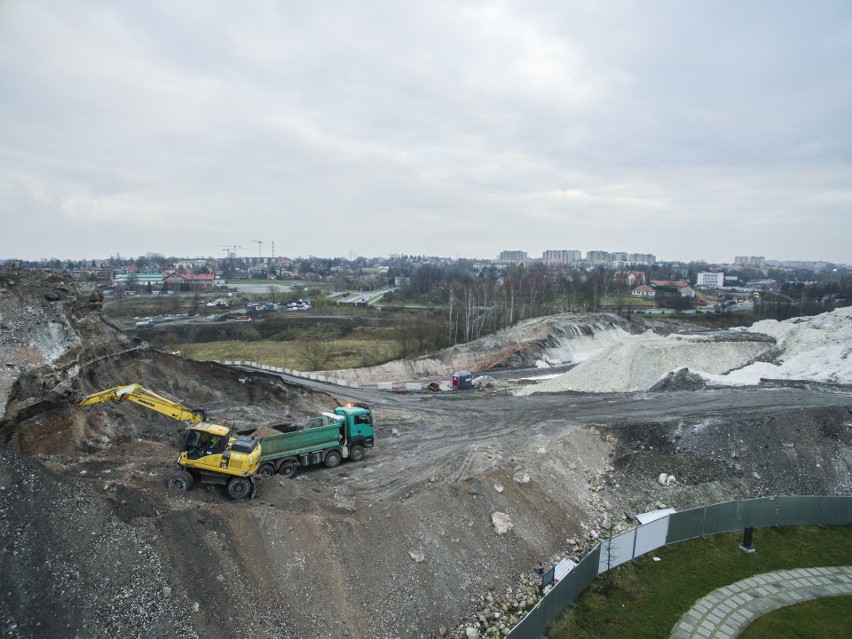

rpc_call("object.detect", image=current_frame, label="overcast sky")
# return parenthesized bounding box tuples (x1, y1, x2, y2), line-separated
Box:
(1, 1, 850, 264)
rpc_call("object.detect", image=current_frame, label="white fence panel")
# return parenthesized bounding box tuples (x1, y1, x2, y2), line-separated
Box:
(598, 529, 636, 574)
(633, 516, 669, 558)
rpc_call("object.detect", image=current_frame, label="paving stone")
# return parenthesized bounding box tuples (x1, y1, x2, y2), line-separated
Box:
(670, 566, 852, 639)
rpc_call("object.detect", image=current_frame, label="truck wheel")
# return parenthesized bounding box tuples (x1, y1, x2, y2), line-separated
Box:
(257, 462, 276, 477)
(324, 450, 342, 468)
(349, 445, 366, 462)
(226, 477, 252, 499)
(278, 462, 298, 478)
(168, 470, 194, 492)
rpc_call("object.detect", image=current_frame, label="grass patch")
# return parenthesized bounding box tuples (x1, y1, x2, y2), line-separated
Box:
(739, 596, 852, 639)
(547, 526, 852, 639)
(173, 338, 400, 370)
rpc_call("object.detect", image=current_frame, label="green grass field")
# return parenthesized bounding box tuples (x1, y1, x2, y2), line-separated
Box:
(547, 526, 852, 639)
(174, 338, 400, 371)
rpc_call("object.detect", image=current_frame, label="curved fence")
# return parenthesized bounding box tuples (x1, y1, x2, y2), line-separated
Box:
(507, 495, 852, 639)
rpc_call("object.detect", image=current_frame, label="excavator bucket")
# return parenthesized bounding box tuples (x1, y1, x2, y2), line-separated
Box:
(42, 384, 82, 405)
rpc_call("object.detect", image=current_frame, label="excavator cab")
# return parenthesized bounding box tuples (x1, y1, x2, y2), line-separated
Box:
(184, 425, 229, 460)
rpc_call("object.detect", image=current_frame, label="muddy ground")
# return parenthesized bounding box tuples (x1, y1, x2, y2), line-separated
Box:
(1, 270, 850, 639)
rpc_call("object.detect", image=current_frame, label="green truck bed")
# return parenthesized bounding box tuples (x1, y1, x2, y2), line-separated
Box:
(258, 415, 343, 462)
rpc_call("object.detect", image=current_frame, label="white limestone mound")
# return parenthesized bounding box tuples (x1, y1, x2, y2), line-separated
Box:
(519, 332, 772, 394)
(710, 306, 852, 386)
(520, 307, 852, 394)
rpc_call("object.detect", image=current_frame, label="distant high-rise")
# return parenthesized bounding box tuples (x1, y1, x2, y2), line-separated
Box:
(498, 250, 528, 263)
(628, 253, 656, 265)
(542, 249, 581, 265)
(734, 256, 765, 268)
(586, 250, 611, 264)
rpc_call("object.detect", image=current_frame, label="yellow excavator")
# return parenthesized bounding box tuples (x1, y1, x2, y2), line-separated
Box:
(72, 384, 261, 499)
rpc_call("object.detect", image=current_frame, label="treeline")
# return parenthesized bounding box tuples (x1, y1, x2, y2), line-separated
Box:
(391, 263, 637, 347)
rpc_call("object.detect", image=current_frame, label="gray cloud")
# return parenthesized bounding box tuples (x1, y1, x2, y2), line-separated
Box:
(1, 0, 850, 263)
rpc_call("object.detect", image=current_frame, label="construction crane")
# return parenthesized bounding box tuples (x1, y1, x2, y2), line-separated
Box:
(252, 240, 263, 264)
(70, 384, 261, 499)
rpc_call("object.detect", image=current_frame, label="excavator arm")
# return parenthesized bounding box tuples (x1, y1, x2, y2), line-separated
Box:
(73, 384, 207, 423)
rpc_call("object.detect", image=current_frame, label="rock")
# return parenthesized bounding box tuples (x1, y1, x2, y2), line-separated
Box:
(666, 474, 677, 486)
(492, 512, 513, 535)
(162, 586, 172, 598)
(438, 626, 447, 637)
(391, 428, 400, 437)
(465, 626, 480, 639)
(494, 483, 504, 493)
(191, 602, 200, 613)
(512, 471, 530, 484)
(657, 473, 668, 486)
(408, 550, 426, 563)
(649, 367, 706, 391)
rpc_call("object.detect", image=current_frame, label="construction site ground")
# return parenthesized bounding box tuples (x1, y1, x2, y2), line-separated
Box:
(1, 269, 850, 639)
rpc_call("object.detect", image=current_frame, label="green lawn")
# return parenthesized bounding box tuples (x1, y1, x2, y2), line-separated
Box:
(740, 596, 852, 639)
(547, 526, 852, 639)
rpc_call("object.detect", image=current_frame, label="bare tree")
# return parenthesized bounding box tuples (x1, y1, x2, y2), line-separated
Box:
(299, 340, 332, 370)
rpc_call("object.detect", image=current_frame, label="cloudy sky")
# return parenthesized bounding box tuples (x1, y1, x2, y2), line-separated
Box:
(1, 1, 850, 264)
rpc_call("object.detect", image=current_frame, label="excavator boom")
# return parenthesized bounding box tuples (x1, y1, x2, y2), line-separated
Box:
(73, 384, 206, 423)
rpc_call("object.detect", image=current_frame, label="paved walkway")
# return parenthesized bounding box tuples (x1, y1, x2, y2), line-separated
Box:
(670, 566, 852, 639)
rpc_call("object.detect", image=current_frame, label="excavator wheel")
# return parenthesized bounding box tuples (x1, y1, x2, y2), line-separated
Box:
(168, 470, 194, 492)
(226, 477, 253, 499)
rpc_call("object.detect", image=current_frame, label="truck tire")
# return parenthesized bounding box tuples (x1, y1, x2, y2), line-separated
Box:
(226, 477, 252, 499)
(278, 461, 298, 478)
(323, 450, 342, 468)
(257, 462, 276, 477)
(168, 470, 194, 492)
(349, 445, 366, 462)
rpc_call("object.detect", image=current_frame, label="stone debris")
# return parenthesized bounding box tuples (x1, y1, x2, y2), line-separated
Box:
(491, 512, 513, 535)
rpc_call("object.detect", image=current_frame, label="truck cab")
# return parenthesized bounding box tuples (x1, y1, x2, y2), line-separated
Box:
(334, 405, 374, 453)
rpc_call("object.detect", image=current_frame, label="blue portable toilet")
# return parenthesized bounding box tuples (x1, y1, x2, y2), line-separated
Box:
(452, 371, 474, 390)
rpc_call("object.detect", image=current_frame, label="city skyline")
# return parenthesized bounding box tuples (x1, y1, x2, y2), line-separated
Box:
(1, 2, 850, 264)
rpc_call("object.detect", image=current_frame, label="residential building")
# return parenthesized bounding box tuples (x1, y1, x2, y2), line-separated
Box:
(498, 250, 528, 263)
(631, 285, 655, 298)
(586, 250, 611, 264)
(696, 272, 725, 288)
(542, 250, 581, 265)
(628, 253, 656, 265)
(616, 271, 647, 286)
(734, 256, 766, 268)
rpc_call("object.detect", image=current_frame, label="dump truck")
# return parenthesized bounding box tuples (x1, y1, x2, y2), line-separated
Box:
(252, 405, 374, 478)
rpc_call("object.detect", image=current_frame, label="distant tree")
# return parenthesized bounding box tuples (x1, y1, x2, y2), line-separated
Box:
(299, 340, 332, 370)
